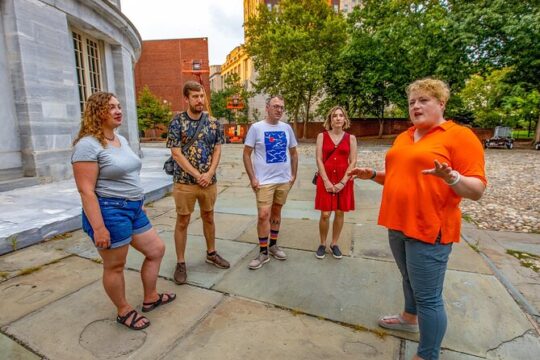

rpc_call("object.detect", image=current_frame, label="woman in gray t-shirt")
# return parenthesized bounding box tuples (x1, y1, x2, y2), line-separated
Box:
(72, 92, 175, 330)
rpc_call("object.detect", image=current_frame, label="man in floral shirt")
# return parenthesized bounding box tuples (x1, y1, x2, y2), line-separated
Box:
(166, 81, 229, 285)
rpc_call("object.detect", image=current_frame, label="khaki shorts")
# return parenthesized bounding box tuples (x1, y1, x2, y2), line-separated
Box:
(173, 183, 217, 215)
(255, 183, 291, 208)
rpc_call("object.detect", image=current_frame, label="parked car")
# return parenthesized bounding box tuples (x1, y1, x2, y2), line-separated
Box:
(484, 126, 514, 149)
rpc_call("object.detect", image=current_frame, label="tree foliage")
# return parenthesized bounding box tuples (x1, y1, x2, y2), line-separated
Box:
(136, 86, 171, 133)
(245, 0, 347, 136)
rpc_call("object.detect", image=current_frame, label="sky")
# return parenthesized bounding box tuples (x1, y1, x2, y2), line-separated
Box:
(120, 0, 245, 65)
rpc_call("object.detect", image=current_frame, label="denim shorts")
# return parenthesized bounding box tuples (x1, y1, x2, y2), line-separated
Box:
(82, 196, 152, 249)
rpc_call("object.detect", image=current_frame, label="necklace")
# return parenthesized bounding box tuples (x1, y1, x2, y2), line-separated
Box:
(104, 134, 115, 141)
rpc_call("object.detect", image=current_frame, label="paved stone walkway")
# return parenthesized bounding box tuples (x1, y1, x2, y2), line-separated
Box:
(0, 143, 539, 359)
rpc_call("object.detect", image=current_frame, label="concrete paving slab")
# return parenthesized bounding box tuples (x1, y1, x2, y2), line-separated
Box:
(352, 222, 393, 261)
(485, 330, 540, 360)
(0, 333, 40, 360)
(126, 231, 255, 288)
(215, 247, 535, 357)
(187, 213, 256, 240)
(237, 218, 353, 255)
(404, 340, 484, 360)
(4, 271, 223, 360)
(0, 256, 102, 326)
(462, 227, 540, 316)
(0, 245, 69, 282)
(352, 223, 492, 274)
(164, 296, 401, 360)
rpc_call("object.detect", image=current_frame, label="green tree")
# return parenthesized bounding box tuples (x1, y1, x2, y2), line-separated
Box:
(323, 0, 476, 136)
(455, 0, 540, 140)
(136, 86, 171, 136)
(210, 73, 250, 123)
(245, 0, 347, 137)
(458, 68, 513, 128)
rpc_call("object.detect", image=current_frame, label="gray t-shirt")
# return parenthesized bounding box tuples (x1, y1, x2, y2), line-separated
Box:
(71, 135, 144, 200)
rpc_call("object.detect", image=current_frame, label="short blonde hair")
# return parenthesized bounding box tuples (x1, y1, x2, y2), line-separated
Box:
(406, 78, 450, 104)
(323, 106, 351, 130)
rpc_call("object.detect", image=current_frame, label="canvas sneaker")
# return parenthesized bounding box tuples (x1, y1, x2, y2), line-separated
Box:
(269, 245, 287, 260)
(248, 252, 270, 270)
(330, 245, 343, 259)
(315, 245, 326, 259)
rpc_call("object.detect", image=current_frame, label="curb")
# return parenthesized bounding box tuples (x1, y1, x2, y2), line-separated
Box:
(0, 182, 173, 256)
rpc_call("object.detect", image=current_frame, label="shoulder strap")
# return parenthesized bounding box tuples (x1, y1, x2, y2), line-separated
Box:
(181, 112, 207, 153)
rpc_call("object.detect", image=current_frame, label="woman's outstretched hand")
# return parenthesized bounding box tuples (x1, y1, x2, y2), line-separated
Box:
(347, 167, 374, 180)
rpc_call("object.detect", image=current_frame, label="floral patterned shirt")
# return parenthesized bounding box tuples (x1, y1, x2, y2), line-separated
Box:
(166, 112, 224, 185)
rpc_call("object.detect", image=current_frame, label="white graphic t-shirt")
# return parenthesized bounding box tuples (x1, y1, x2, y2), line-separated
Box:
(244, 120, 298, 185)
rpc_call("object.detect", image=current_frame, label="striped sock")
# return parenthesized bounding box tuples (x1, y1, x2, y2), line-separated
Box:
(259, 236, 269, 254)
(269, 229, 279, 247)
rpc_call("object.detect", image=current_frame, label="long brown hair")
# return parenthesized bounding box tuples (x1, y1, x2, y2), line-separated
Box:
(323, 106, 351, 130)
(73, 91, 116, 147)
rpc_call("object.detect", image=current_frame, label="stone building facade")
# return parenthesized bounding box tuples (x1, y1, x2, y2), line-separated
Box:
(0, 0, 141, 181)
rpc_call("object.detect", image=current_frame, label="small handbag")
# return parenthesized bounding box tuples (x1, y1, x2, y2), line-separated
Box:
(163, 113, 207, 175)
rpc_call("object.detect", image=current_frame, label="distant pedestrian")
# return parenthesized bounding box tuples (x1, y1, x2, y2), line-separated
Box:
(349, 78, 487, 360)
(72, 92, 175, 331)
(243, 95, 298, 270)
(314, 106, 357, 259)
(167, 81, 230, 285)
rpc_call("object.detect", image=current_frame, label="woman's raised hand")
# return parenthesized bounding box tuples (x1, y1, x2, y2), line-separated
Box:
(347, 167, 373, 180)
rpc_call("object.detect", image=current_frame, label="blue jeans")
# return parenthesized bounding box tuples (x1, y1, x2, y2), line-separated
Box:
(388, 230, 453, 360)
(82, 196, 151, 249)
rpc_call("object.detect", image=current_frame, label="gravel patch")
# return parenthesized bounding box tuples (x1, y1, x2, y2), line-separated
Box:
(297, 143, 540, 233)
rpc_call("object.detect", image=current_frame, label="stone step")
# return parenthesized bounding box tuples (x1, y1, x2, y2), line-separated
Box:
(0, 177, 42, 192)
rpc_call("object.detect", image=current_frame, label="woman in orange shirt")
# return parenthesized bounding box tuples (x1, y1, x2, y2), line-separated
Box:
(349, 79, 486, 360)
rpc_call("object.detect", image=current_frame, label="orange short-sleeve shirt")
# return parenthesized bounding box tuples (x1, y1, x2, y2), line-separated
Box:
(378, 121, 487, 244)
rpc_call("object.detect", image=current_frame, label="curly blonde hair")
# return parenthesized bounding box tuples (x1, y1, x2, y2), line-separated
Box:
(323, 106, 351, 131)
(73, 91, 116, 147)
(406, 78, 450, 104)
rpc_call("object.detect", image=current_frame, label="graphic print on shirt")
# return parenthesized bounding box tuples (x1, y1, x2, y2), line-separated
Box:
(264, 131, 287, 163)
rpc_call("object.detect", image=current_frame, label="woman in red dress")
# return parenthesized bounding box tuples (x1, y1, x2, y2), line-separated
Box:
(314, 106, 357, 259)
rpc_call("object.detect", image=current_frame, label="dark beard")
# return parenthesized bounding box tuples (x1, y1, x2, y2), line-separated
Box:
(189, 105, 203, 116)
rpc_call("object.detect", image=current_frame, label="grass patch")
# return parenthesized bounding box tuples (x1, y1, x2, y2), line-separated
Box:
(462, 213, 475, 224)
(8, 235, 17, 251)
(51, 233, 73, 240)
(0, 271, 9, 279)
(467, 243, 480, 253)
(506, 249, 540, 272)
(18, 266, 43, 276)
(91, 258, 103, 264)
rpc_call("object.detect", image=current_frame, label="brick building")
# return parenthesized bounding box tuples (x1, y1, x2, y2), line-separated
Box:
(134, 38, 210, 113)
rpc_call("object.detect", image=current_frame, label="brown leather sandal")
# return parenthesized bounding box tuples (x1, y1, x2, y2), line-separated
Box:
(142, 293, 177, 313)
(116, 309, 150, 330)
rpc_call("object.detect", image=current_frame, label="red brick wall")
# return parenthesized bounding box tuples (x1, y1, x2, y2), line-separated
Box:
(134, 38, 210, 113)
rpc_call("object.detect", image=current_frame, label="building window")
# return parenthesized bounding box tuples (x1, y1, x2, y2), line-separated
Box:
(72, 30, 104, 112)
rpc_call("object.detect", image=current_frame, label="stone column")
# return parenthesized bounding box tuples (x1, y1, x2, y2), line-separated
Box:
(0, 5, 22, 172)
(111, 45, 141, 155)
(2, 0, 80, 180)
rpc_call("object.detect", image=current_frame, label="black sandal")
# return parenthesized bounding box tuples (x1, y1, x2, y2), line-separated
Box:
(116, 309, 150, 330)
(142, 293, 177, 313)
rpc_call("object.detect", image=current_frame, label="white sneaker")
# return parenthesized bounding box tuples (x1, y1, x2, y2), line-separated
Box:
(248, 252, 270, 270)
(269, 245, 287, 260)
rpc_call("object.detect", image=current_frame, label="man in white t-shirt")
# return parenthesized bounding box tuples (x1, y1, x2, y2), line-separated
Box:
(243, 95, 298, 270)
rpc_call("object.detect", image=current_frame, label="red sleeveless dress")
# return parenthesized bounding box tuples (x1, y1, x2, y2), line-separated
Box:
(315, 131, 355, 211)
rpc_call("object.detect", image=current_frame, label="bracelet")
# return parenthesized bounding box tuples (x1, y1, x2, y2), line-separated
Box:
(339, 180, 346, 185)
(369, 169, 377, 180)
(446, 170, 461, 186)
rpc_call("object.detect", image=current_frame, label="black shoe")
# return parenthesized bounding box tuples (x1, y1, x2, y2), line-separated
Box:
(330, 245, 342, 259)
(315, 245, 326, 259)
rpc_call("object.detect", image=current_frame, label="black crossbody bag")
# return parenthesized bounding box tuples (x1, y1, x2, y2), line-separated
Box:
(163, 113, 207, 175)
